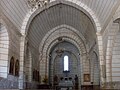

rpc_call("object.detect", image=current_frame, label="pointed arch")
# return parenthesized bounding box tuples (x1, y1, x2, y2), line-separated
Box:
(0, 22, 9, 78)
(21, 0, 101, 35)
(92, 51, 100, 85)
(39, 25, 88, 85)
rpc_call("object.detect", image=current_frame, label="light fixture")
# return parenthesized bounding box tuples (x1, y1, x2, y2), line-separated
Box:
(27, 0, 50, 10)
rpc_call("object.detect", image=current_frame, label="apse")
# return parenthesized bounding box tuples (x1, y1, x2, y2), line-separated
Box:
(49, 41, 80, 84)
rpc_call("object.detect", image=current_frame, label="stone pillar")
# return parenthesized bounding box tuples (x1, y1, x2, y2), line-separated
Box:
(19, 36, 25, 89)
(82, 52, 91, 86)
(97, 33, 106, 88)
(28, 50, 32, 82)
(40, 56, 46, 84)
(24, 46, 32, 82)
(106, 23, 119, 88)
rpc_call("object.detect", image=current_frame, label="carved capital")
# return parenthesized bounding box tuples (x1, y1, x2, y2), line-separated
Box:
(27, 0, 50, 10)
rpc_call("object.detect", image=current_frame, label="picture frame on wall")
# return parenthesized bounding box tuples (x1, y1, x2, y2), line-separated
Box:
(84, 74, 90, 82)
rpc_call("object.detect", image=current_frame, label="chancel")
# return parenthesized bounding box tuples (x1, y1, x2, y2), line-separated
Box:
(0, 0, 120, 90)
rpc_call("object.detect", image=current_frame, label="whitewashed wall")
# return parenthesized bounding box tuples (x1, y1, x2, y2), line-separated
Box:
(0, 13, 21, 89)
(102, 5, 120, 89)
(111, 6, 120, 83)
(0, 23, 9, 78)
(112, 31, 120, 81)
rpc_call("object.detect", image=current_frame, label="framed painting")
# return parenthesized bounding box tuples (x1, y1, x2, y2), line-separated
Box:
(84, 74, 90, 82)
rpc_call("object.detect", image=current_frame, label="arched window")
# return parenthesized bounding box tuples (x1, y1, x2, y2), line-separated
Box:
(15, 59, 19, 76)
(64, 55, 69, 71)
(9, 56, 14, 75)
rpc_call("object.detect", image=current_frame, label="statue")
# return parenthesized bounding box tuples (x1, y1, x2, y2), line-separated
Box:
(53, 75, 58, 86)
(74, 75, 79, 89)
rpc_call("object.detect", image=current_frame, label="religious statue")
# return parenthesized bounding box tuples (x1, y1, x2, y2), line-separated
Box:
(74, 75, 79, 90)
(53, 75, 58, 86)
(42, 75, 48, 84)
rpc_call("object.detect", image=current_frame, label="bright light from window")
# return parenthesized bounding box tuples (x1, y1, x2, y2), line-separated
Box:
(64, 55, 69, 71)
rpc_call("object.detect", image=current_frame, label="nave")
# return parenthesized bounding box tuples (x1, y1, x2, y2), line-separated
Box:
(0, 0, 120, 89)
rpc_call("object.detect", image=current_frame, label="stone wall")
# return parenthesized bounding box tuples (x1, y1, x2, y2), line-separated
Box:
(105, 82, 120, 89)
(0, 23, 9, 78)
(51, 41, 80, 80)
(0, 12, 21, 89)
(90, 50, 100, 85)
(112, 82, 120, 89)
(112, 31, 120, 82)
(23, 81, 39, 89)
(102, 5, 120, 89)
(0, 75, 18, 89)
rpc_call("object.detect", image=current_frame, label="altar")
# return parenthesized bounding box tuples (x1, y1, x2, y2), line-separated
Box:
(56, 77, 74, 90)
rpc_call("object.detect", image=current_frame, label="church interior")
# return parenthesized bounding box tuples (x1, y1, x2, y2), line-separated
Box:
(0, 0, 120, 89)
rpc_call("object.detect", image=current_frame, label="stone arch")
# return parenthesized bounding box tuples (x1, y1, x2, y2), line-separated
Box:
(105, 18, 120, 89)
(24, 41, 33, 82)
(105, 22, 120, 88)
(113, 5, 120, 21)
(39, 25, 87, 63)
(0, 21, 9, 78)
(39, 24, 86, 56)
(20, 0, 103, 87)
(39, 25, 90, 85)
(90, 51, 100, 85)
(106, 18, 119, 79)
(21, 0, 101, 35)
(50, 47, 80, 85)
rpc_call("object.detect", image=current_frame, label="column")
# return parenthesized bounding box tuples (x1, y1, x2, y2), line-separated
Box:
(19, 36, 25, 89)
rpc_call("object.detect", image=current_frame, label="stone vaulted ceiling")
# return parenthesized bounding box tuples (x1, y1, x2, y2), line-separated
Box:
(1, 0, 120, 52)
(27, 3, 96, 50)
(1, 0, 120, 31)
